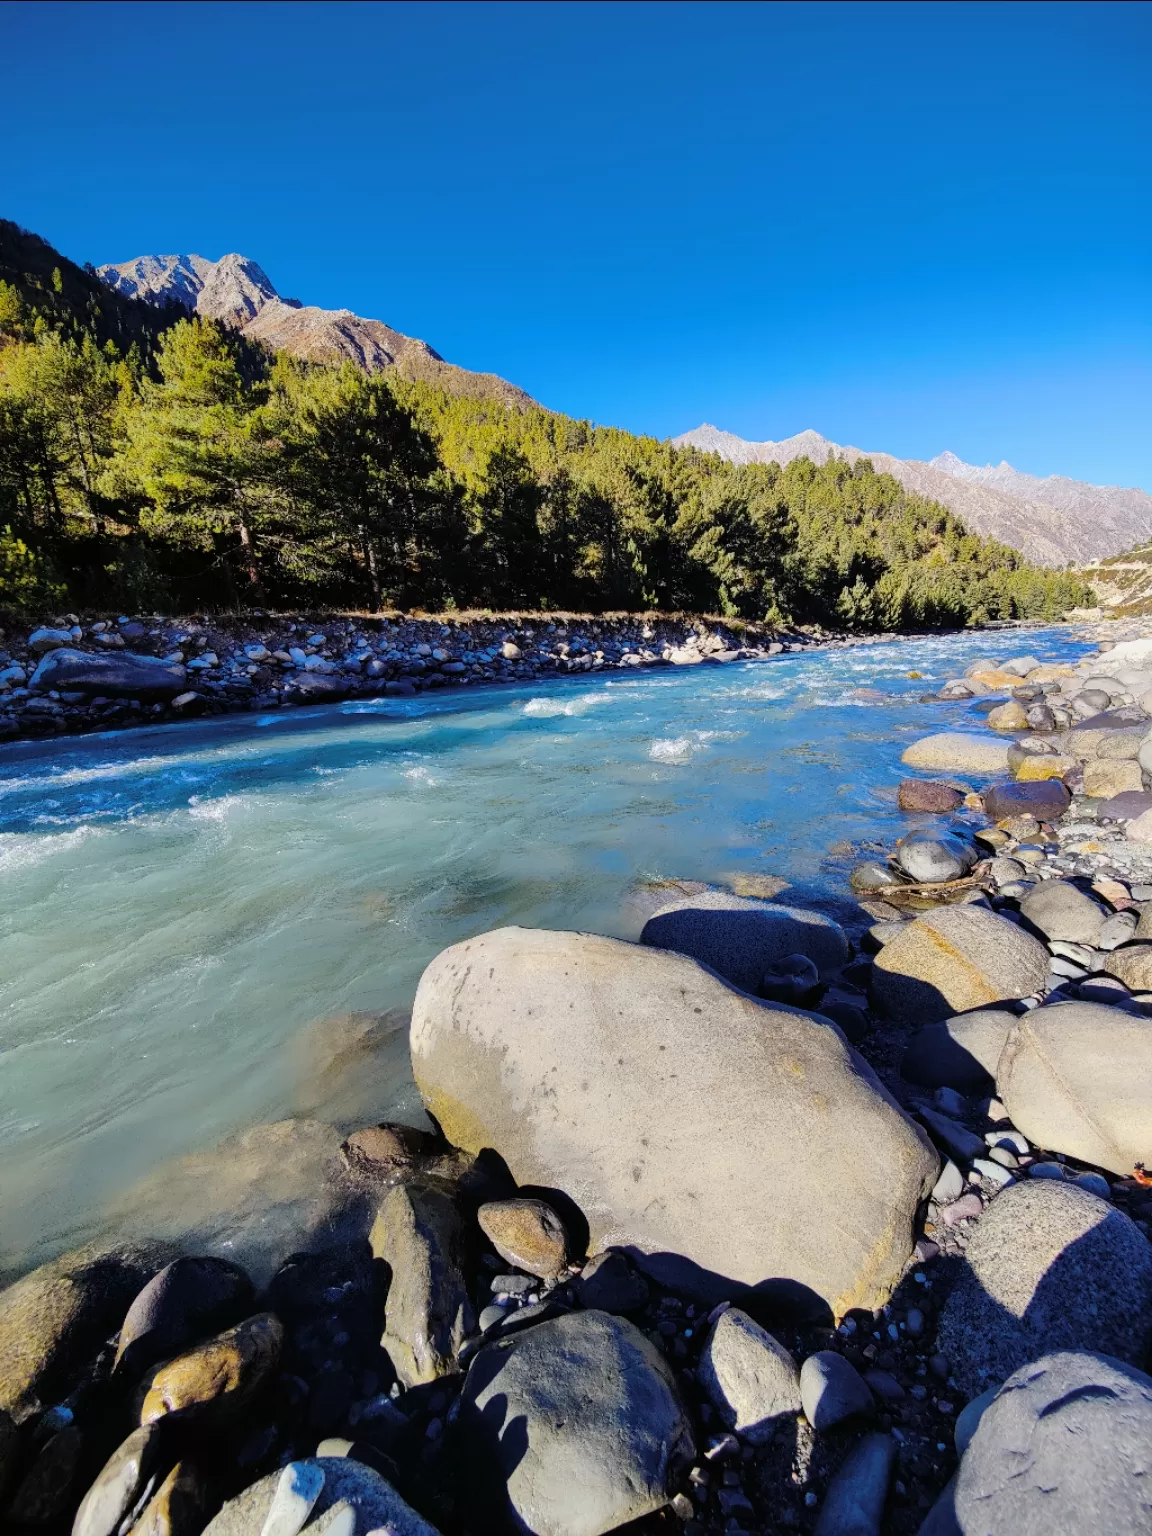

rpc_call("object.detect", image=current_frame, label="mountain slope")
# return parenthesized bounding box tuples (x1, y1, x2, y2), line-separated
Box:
(98, 251, 534, 408)
(674, 425, 1152, 566)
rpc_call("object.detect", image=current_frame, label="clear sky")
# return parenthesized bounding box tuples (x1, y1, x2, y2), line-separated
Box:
(3, 0, 1150, 487)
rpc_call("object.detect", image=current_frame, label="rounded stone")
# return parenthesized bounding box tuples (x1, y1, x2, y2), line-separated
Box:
(799, 1350, 873, 1431)
(1013, 752, 1075, 782)
(478, 1198, 569, 1280)
(137, 1312, 283, 1426)
(935, 1181, 1152, 1394)
(872, 907, 1050, 1023)
(894, 832, 977, 884)
(72, 1423, 167, 1536)
(114, 1256, 254, 1379)
(698, 1307, 801, 1444)
(641, 890, 849, 987)
(983, 780, 1071, 822)
(202, 1457, 437, 1536)
(1018, 880, 1105, 944)
(987, 701, 1028, 731)
(896, 779, 964, 813)
(901, 734, 1011, 775)
(901, 1010, 1015, 1092)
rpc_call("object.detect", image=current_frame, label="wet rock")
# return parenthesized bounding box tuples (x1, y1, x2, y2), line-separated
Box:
(0, 1242, 163, 1422)
(849, 862, 903, 893)
(698, 1307, 800, 1444)
(202, 1457, 437, 1536)
(814, 1432, 894, 1536)
(901, 1009, 1015, 1092)
(800, 1351, 873, 1431)
(369, 1180, 474, 1387)
(641, 889, 848, 987)
(7, 1424, 85, 1525)
(948, 1352, 1152, 1536)
(114, 1256, 254, 1379)
(997, 1001, 1152, 1176)
(894, 832, 977, 884)
(1018, 880, 1105, 944)
(936, 1181, 1152, 1393)
(411, 928, 937, 1315)
(138, 1313, 283, 1426)
(983, 779, 1071, 821)
(73, 1423, 168, 1536)
(340, 1122, 443, 1179)
(477, 1198, 569, 1280)
(124, 1461, 207, 1536)
(896, 779, 964, 813)
(901, 734, 1011, 774)
(29, 648, 187, 699)
(872, 906, 1049, 1022)
(573, 1250, 649, 1313)
(456, 1309, 694, 1536)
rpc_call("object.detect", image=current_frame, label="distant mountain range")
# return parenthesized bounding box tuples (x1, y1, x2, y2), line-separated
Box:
(97, 251, 533, 408)
(673, 425, 1152, 567)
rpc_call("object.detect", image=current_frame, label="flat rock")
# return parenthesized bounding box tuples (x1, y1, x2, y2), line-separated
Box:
(997, 1001, 1152, 1176)
(1018, 880, 1105, 944)
(411, 928, 938, 1316)
(478, 1198, 569, 1280)
(872, 907, 1049, 1022)
(641, 890, 848, 988)
(948, 1351, 1152, 1536)
(114, 1256, 254, 1379)
(456, 1309, 694, 1536)
(370, 1180, 474, 1387)
(800, 1350, 873, 1431)
(138, 1312, 282, 1426)
(982, 780, 1070, 821)
(29, 648, 187, 699)
(0, 1242, 164, 1422)
(202, 1457, 438, 1535)
(935, 1181, 1152, 1393)
(901, 734, 1011, 775)
(901, 1010, 1015, 1092)
(698, 1307, 801, 1444)
(897, 779, 964, 813)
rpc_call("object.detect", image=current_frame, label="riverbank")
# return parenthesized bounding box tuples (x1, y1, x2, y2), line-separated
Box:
(2, 624, 1151, 1536)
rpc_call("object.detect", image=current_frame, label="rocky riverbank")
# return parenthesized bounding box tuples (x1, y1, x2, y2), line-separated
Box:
(0, 609, 863, 746)
(2, 626, 1152, 1536)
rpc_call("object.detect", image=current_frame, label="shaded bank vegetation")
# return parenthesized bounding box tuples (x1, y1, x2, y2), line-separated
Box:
(0, 222, 1089, 627)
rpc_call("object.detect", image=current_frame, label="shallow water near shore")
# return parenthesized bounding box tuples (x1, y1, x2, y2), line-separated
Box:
(0, 626, 1094, 1275)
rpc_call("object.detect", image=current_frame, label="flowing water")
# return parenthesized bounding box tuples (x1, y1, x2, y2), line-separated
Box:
(0, 626, 1093, 1275)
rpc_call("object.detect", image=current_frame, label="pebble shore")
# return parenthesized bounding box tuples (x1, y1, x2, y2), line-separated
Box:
(1, 618, 1151, 1536)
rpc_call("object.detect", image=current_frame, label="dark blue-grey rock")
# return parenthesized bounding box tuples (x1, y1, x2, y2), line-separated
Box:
(202, 1457, 437, 1535)
(114, 1256, 253, 1379)
(574, 1250, 649, 1313)
(641, 890, 848, 987)
(29, 648, 186, 699)
(894, 832, 977, 885)
(456, 1309, 694, 1536)
(936, 1181, 1152, 1393)
(946, 1352, 1152, 1536)
(800, 1351, 873, 1431)
(814, 1432, 895, 1536)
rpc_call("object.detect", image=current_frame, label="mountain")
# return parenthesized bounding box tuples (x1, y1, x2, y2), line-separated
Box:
(97, 251, 533, 408)
(673, 426, 1152, 567)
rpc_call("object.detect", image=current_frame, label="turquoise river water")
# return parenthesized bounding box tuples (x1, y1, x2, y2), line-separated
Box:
(0, 625, 1094, 1275)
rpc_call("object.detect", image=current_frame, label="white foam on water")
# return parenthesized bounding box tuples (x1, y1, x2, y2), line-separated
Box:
(523, 692, 615, 719)
(187, 794, 248, 822)
(402, 766, 440, 786)
(649, 736, 697, 763)
(0, 825, 105, 873)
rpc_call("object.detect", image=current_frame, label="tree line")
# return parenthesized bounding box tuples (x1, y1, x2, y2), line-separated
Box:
(0, 276, 1090, 627)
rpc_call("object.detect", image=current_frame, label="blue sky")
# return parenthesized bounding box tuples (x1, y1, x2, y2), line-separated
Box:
(3, 1, 1150, 487)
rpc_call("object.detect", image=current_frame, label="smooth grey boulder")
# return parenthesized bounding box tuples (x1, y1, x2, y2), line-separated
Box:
(114, 1255, 254, 1379)
(1018, 880, 1105, 944)
(901, 734, 1011, 774)
(814, 1432, 895, 1536)
(800, 1351, 873, 1431)
(698, 1307, 801, 1444)
(0, 1243, 163, 1422)
(936, 1181, 1152, 1393)
(894, 833, 977, 885)
(947, 1352, 1152, 1536)
(456, 1309, 694, 1536)
(872, 907, 1049, 1022)
(901, 1010, 1015, 1092)
(370, 1180, 474, 1388)
(997, 1002, 1152, 1177)
(29, 647, 186, 699)
(72, 1423, 167, 1536)
(641, 890, 848, 987)
(202, 1457, 438, 1535)
(411, 928, 938, 1316)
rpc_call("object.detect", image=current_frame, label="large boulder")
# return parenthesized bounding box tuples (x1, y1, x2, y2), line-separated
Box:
(901, 734, 1011, 774)
(369, 1180, 474, 1387)
(29, 647, 186, 699)
(640, 890, 848, 989)
(0, 1243, 163, 1422)
(901, 1009, 1016, 1092)
(203, 1457, 438, 1536)
(411, 928, 937, 1315)
(872, 907, 1049, 1023)
(997, 1003, 1152, 1177)
(935, 1181, 1152, 1393)
(1018, 880, 1105, 944)
(456, 1309, 694, 1536)
(944, 1352, 1152, 1536)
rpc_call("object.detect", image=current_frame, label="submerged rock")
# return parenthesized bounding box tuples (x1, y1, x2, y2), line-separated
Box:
(456, 1309, 694, 1536)
(411, 928, 938, 1316)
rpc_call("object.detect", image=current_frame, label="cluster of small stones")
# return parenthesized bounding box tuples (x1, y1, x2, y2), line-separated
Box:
(0, 610, 862, 745)
(3, 621, 1152, 1536)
